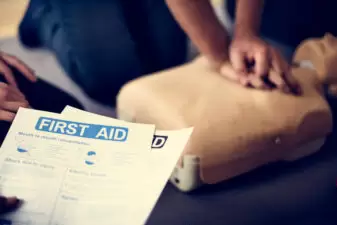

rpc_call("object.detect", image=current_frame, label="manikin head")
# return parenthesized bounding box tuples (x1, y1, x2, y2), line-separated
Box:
(293, 33, 337, 88)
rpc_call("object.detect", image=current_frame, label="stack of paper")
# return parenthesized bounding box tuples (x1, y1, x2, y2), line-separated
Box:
(0, 106, 193, 225)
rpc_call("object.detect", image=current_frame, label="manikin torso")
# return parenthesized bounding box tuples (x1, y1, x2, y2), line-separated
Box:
(117, 34, 337, 185)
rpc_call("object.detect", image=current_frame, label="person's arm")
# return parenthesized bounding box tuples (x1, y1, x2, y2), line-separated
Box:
(229, 0, 299, 94)
(233, 0, 264, 38)
(165, 0, 229, 68)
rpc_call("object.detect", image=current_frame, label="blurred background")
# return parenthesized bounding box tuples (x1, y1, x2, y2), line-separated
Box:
(0, 0, 29, 38)
(1, 0, 222, 38)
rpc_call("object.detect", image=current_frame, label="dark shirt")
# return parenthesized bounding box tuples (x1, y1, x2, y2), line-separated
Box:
(226, 0, 337, 48)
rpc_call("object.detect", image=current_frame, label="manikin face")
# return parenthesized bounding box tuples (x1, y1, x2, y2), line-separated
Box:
(294, 33, 337, 84)
(319, 34, 337, 81)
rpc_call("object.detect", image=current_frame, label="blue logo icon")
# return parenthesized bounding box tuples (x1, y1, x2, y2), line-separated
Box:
(17, 148, 28, 153)
(85, 151, 96, 165)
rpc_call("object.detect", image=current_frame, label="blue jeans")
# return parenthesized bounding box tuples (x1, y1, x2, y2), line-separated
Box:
(34, 0, 187, 105)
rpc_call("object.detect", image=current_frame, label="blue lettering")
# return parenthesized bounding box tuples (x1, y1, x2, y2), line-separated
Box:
(35, 117, 128, 142)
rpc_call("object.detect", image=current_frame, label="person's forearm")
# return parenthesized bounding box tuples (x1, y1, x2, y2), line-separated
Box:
(234, 0, 264, 37)
(166, 0, 229, 66)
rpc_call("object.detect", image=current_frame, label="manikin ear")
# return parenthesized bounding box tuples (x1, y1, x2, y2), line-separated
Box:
(293, 33, 337, 85)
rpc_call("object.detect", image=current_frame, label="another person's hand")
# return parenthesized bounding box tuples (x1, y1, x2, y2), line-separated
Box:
(0, 51, 37, 87)
(0, 82, 30, 122)
(223, 33, 300, 94)
(0, 196, 22, 214)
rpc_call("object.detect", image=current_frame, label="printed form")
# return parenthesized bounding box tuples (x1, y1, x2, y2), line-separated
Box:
(0, 107, 192, 225)
(61, 106, 193, 224)
(0, 108, 155, 225)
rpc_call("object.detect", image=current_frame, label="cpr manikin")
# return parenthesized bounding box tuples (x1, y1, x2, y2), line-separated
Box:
(116, 34, 337, 192)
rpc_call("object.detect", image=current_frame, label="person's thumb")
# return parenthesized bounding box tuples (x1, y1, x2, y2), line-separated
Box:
(229, 49, 247, 74)
(220, 62, 240, 82)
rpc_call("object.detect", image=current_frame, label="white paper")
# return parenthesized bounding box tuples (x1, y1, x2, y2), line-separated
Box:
(0, 156, 146, 225)
(0, 108, 155, 169)
(0, 157, 67, 225)
(0, 108, 156, 225)
(0, 107, 193, 225)
(61, 106, 193, 224)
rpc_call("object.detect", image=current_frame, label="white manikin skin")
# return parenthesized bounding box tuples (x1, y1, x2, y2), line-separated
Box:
(117, 34, 337, 186)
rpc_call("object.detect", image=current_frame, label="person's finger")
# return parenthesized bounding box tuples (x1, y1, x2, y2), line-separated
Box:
(247, 75, 269, 90)
(0, 59, 17, 87)
(0, 82, 26, 103)
(0, 109, 16, 122)
(270, 49, 289, 75)
(270, 49, 295, 87)
(0, 83, 25, 103)
(268, 71, 292, 94)
(239, 75, 250, 87)
(283, 73, 302, 95)
(3, 101, 29, 112)
(0, 196, 22, 214)
(229, 49, 247, 74)
(7, 86, 26, 102)
(220, 62, 240, 82)
(269, 49, 302, 94)
(254, 48, 269, 77)
(0, 82, 9, 101)
(1, 53, 37, 83)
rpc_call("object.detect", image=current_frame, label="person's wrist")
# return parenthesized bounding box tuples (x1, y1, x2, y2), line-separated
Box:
(200, 35, 229, 70)
(233, 23, 259, 39)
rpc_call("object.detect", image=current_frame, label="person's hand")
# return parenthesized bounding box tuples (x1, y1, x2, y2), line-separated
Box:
(0, 51, 37, 87)
(0, 82, 30, 122)
(0, 196, 22, 214)
(222, 33, 300, 94)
